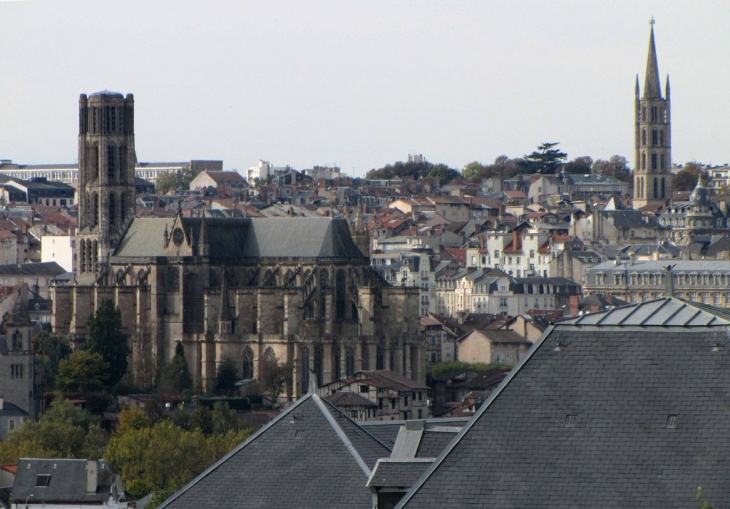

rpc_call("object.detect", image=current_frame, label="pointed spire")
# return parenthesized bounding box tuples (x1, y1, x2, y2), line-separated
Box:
(355, 199, 363, 231)
(635, 74, 640, 99)
(643, 25, 663, 99)
(665, 74, 671, 100)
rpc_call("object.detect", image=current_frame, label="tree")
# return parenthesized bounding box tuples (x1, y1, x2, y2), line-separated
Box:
(156, 342, 193, 395)
(563, 156, 593, 175)
(56, 350, 109, 393)
(213, 359, 238, 397)
(86, 299, 130, 388)
(522, 142, 568, 174)
(592, 155, 632, 182)
(259, 359, 294, 406)
(426, 164, 461, 185)
(34, 325, 72, 391)
(462, 161, 489, 182)
(0, 399, 107, 464)
(673, 162, 706, 191)
(155, 168, 193, 194)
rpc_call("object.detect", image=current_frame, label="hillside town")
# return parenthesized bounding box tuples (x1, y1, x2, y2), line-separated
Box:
(1, 16, 730, 509)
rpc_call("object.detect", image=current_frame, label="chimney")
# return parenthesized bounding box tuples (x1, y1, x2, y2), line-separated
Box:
(664, 265, 675, 298)
(87, 460, 98, 494)
(629, 251, 636, 266)
(653, 249, 660, 261)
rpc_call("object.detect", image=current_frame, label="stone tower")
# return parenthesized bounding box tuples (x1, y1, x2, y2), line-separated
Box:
(633, 24, 672, 209)
(76, 91, 137, 281)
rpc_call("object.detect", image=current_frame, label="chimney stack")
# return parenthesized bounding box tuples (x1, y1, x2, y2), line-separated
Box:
(664, 265, 676, 298)
(87, 460, 98, 494)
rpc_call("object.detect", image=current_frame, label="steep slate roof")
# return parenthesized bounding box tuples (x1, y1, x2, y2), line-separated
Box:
(397, 298, 730, 508)
(160, 393, 390, 509)
(114, 217, 367, 260)
(12, 459, 123, 505)
(360, 418, 469, 449)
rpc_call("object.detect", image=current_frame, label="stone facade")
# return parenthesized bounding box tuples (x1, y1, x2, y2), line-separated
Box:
(633, 25, 672, 209)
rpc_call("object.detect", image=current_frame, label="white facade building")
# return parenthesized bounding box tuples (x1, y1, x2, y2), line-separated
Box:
(41, 235, 75, 272)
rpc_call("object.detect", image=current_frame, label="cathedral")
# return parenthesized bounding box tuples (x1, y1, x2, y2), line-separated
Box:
(633, 23, 672, 210)
(52, 91, 425, 397)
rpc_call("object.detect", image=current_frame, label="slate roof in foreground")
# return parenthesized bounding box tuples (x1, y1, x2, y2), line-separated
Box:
(397, 298, 730, 508)
(159, 392, 391, 509)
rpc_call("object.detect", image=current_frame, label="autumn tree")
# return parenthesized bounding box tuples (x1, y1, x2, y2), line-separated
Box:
(592, 155, 632, 182)
(86, 299, 130, 388)
(155, 167, 193, 194)
(563, 156, 593, 175)
(673, 162, 707, 191)
(0, 399, 108, 464)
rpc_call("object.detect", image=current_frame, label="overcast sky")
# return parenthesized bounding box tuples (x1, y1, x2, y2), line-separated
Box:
(2, 0, 729, 177)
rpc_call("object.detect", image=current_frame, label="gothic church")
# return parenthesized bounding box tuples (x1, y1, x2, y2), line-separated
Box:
(52, 91, 425, 398)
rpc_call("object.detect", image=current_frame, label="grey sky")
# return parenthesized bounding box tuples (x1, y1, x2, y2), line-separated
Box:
(2, 1, 729, 177)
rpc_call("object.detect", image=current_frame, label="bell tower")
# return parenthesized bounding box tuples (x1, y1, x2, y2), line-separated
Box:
(77, 91, 137, 281)
(633, 22, 672, 209)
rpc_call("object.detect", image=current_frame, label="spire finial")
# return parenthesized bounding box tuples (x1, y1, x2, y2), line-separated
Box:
(650, 16, 655, 26)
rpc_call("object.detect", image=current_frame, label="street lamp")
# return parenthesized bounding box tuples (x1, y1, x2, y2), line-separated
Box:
(25, 493, 34, 509)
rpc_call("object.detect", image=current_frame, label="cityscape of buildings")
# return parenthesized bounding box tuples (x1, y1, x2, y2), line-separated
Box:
(1, 21, 730, 509)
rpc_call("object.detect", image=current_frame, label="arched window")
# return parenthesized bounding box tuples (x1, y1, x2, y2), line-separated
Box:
(79, 239, 86, 273)
(107, 144, 115, 180)
(300, 345, 310, 392)
(262, 347, 277, 377)
(93, 193, 99, 226)
(376, 344, 384, 370)
(120, 192, 126, 223)
(313, 344, 323, 385)
(345, 347, 355, 377)
(661, 178, 666, 198)
(12, 330, 23, 350)
(109, 193, 116, 228)
(641, 153, 646, 170)
(242, 347, 254, 380)
(653, 177, 658, 198)
(335, 269, 346, 320)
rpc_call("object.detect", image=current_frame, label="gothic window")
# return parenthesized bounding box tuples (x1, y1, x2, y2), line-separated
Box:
(651, 154, 658, 170)
(642, 129, 646, 146)
(335, 269, 346, 320)
(12, 330, 23, 350)
(653, 177, 658, 198)
(242, 347, 254, 380)
(183, 272, 203, 333)
(93, 193, 99, 226)
(109, 193, 116, 228)
(663, 108, 668, 124)
(320, 270, 329, 320)
(313, 344, 323, 385)
(110, 107, 116, 132)
(652, 106, 658, 122)
(641, 153, 646, 170)
(661, 178, 666, 198)
(166, 267, 180, 292)
(92, 240, 98, 271)
(263, 270, 275, 287)
(79, 239, 86, 272)
(261, 347, 277, 379)
(361, 342, 370, 370)
(642, 106, 646, 122)
(345, 347, 355, 377)
(661, 154, 665, 170)
(208, 268, 219, 288)
(300, 345, 310, 392)
(660, 130, 664, 146)
(107, 145, 115, 180)
(652, 129, 658, 146)
(120, 193, 126, 223)
(92, 107, 98, 133)
(332, 344, 341, 381)
(376, 344, 384, 370)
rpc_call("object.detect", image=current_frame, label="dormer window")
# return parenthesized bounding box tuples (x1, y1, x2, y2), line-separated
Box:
(36, 474, 51, 487)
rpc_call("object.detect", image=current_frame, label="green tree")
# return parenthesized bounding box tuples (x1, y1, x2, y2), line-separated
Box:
(155, 168, 194, 194)
(0, 399, 107, 464)
(522, 142, 568, 174)
(426, 164, 461, 185)
(86, 299, 130, 388)
(156, 342, 193, 395)
(34, 325, 72, 391)
(213, 359, 239, 397)
(259, 359, 294, 406)
(563, 156, 593, 175)
(462, 161, 489, 182)
(56, 350, 109, 393)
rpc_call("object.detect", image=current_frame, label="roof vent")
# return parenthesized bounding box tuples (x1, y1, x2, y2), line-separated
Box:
(553, 342, 562, 352)
(666, 415, 677, 429)
(712, 343, 720, 352)
(565, 415, 577, 427)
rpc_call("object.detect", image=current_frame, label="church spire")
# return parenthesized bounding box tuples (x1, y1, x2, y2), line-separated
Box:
(665, 74, 671, 100)
(643, 24, 662, 99)
(635, 74, 640, 100)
